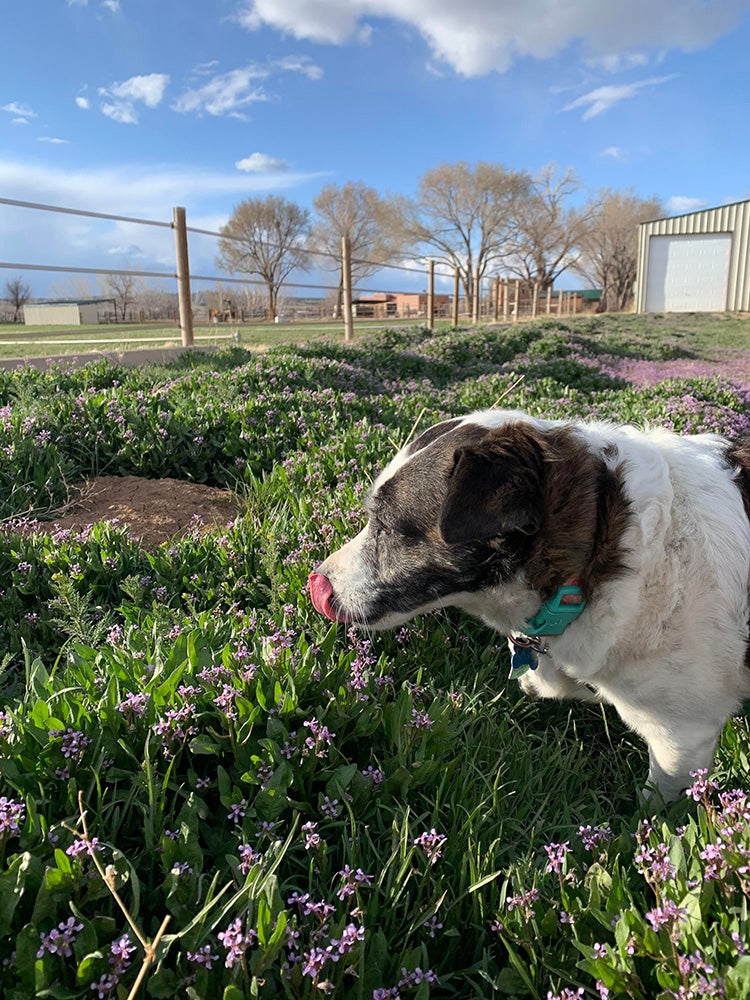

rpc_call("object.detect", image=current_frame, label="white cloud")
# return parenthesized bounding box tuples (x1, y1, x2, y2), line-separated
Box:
(173, 66, 269, 118)
(600, 146, 624, 159)
(236, 152, 289, 172)
(563, 75, 674, 119)
(585, 52, 649, 73)
(108, 74, 169, 108)
(173, 58, 323, 118)
(97, 73, 169, 124)
(76, 96, 91, 110)
(273, 56, 324, 80)
(101, 0, 120, 10)
(192, 60, 221, 76)
(2, 101, 36, 118)
(666, 196, 707, 214)
(38, 137, 70, 144)
(100, 101, 139, 124)
(235, 0, 746, 76)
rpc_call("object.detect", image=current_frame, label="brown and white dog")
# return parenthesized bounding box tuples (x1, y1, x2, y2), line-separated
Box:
(309, 409, 750, 800)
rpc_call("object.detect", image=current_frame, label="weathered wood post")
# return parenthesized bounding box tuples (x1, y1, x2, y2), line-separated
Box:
(452, 267, 460, 326)
(426, 259, 435, 331)
(513, 279, 520, 323)
(494, 277, 500, 322)
(546, 283, 553, 315)
(172, 206, 194, 347)
(473, 269, 480, 324)
(532, 281, 539, 318)
(503, 279, 509, 321)
(341, 235, 354, 342)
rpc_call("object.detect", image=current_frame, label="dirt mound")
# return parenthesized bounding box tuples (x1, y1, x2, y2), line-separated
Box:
(37, 476, 241, 550)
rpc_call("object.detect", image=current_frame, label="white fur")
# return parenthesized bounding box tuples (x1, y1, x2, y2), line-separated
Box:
(322, 410, 750, 800)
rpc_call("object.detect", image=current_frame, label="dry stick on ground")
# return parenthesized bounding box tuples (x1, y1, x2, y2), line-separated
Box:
(63, 792, 171, 1000)
(491, 374, 526, 408)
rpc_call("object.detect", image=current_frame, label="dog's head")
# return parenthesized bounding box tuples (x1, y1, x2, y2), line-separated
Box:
(309, 412, 620, 630)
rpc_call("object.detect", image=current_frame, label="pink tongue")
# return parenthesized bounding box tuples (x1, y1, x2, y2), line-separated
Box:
(308, 572, 339, 621)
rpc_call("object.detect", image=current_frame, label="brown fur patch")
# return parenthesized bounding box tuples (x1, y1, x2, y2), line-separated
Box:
(727, 438, 750, 521)
(491, 424, 632, 600)
(404, 418, 463, 457)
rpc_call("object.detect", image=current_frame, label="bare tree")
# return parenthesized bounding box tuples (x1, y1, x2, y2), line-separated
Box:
(575, 189, 663, 312)
(100, 271, 141, 322)
(505, 164, 594, 291)
(311, 182, 412, 315)
(217, 196, 311, 320)
(407, 161, 530, 315)
(5, 276, 31, 322)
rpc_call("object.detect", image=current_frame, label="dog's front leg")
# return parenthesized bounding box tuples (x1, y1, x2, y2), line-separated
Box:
(636, 717, 720, 802)
(516, 654, 603, 703)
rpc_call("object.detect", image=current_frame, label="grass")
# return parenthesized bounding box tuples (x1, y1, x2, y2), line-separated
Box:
(0, 313, 749, 998)
(0, 317, 457, 360)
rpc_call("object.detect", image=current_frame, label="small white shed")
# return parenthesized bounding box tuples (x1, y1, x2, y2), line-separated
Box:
(635, 199, 750, 313)
(24, 300, 104, 326)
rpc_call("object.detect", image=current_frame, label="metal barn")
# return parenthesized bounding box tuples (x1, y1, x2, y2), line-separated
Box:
(635, 198, 750, 313)
(23, 300, 103, 325)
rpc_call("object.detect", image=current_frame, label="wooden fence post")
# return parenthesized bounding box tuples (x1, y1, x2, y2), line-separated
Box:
(452, 268, 460, 326)
(172, 206, 193, 348)
(426, 260, 435, 331)
(503, 279, 509, 322)
(546, 283, 553, 315)
(473, 269, 480, 324)
(532, 281, 539, 319)
(341, 235, 354, 342)
(494, 277, 500, 322)
(513, 279, 520, 323)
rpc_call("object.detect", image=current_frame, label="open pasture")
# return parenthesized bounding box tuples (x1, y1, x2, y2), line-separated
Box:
(0, 314, 750, 998)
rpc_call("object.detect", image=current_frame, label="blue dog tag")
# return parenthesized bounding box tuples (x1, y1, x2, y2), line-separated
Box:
(509, 645, 538, 679)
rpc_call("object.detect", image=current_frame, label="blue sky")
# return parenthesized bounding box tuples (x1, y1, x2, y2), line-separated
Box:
(2, 0, 750, 298)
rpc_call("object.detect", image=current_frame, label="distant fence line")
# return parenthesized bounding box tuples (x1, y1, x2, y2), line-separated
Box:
(0, 197, 588, 344)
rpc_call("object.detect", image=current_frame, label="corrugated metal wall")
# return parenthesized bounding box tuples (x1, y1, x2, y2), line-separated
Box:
(635, 198, 750, 312)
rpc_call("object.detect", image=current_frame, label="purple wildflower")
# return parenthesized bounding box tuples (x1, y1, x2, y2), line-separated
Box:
(0, 796, 25, 837)
(187, 944, 220, 969)
(543, 841, 570, 874)
(37, 917, 84, 958)
(413, 828, 446, 865)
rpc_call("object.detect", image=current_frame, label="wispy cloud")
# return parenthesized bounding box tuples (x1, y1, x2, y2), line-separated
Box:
(585, 52, 649, 73)
(38, 137, 70, 145)
(76, 96, 91, 110)
(2, 101, 36, 124)
(666, 195, 707, 214)
(172, 66, 268, 119)
(173, 58, 322, 119)
(563, 75, 675, 119)
(97, 73, 170, 124)
(101, 0, 120, 11)
(273, 56, 324, 80)
(600, 146, 625, 159)
(235, 152, 289, 172)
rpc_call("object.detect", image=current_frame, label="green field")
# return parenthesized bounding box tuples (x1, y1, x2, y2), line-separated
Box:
(0, 317, 456, 360)
(1, 314, 750, 998)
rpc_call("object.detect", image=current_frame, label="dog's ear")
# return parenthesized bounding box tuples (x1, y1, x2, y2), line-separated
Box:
(438, 433, 544, 544)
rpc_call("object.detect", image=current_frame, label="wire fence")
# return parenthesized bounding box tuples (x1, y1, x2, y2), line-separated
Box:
(0, 197, 590, 344)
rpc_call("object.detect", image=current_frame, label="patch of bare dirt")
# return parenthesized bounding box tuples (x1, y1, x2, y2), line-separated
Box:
(39, 476, 241, 550)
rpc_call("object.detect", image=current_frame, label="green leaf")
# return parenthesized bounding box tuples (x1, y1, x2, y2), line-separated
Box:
(0, 852, 33, 936)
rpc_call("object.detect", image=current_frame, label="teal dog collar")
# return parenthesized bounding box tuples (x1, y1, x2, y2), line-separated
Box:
(509, 582, 586, 679)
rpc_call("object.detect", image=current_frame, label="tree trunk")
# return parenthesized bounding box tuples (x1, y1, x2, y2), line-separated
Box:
(266, 282, 277, 320)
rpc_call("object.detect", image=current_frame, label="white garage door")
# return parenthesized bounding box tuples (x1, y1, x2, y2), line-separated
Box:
(645, 233, 732, 312)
